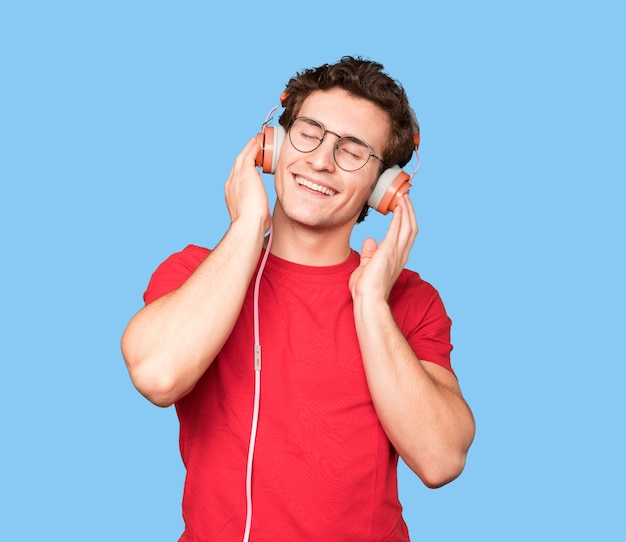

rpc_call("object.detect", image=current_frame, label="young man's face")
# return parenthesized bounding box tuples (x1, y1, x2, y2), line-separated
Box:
(274, 87, 391, 231)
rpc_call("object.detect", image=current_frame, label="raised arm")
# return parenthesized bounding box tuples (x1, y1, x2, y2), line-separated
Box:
(349, 195, 475, 488)
(121, 138, 270, 407)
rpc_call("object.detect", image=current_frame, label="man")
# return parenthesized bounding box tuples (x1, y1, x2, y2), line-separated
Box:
(122, 56, 475, 541)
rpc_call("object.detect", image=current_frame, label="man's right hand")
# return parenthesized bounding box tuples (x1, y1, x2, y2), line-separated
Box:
(224, 138, 272, 234)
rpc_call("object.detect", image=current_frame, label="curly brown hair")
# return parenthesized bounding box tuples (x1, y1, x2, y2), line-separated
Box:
(278, 56, 419, 222)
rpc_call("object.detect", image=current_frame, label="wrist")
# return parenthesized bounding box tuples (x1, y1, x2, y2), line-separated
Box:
(352, 292, 391, 318)
(228, 216, 270, 246)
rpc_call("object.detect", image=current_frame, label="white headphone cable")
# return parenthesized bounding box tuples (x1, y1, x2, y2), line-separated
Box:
(243, 227, 273, 542)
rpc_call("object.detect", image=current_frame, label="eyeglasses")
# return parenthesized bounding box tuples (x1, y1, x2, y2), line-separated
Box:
(288, 116, 385, 172)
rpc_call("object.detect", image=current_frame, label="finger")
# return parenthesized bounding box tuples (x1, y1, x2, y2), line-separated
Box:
(388, 197, 416, 267)
(360, 238, 377, 262)
(224, 139, 268, 222)
(385, 198, 404, 242)
(403, 194, 419, 237)
(231, 138, 261, 173)
(396, 195, 418, 248)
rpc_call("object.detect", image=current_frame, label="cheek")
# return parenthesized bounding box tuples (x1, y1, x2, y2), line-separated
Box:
(274, 150, 294, 187)
(277, 138, 297, 166)
(369, 177, 379, 192)
(273, 169, 285, 196)
(273, 163, 294, 201)
(363, 172, 381, 198)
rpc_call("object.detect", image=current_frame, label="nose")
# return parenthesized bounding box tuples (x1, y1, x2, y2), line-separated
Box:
(307, 132, 339, 171)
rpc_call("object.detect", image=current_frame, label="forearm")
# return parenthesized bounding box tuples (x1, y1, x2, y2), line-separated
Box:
(122, 220, 266, 407)
(353, 296, 475, 488)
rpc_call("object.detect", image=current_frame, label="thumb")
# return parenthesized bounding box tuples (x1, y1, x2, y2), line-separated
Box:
(360, 238, 377, 263)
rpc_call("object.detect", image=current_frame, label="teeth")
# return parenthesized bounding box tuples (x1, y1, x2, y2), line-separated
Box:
(296, 177, 336, 196)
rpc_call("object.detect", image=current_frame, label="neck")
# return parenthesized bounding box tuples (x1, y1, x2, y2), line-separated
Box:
(267, 209, 354, 266)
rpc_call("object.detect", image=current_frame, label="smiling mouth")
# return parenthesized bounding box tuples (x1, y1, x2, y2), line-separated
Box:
(296, 176, 337, 196)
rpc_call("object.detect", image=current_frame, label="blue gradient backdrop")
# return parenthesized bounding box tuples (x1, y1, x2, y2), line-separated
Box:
(1, 1, 624, 540)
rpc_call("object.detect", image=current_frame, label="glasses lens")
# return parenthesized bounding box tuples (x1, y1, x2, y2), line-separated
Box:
(335, 137, 371, 171)
(290, 118, 324, 152)
(288, 117, 374, 171)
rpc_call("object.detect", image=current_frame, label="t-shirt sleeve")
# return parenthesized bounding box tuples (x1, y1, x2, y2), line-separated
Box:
(390, 271, 455, 375)
(143, 244, 211, 305)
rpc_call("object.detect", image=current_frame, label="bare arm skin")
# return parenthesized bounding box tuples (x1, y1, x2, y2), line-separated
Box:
(349, 195, 475, 488)
(121, 139, 270, 407)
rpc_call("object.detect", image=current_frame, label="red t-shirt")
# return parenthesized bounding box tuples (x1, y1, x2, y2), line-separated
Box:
(144, 245, 453, 541)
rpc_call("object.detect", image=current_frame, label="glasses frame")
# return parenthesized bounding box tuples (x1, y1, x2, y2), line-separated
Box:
(288, 116, 385, 172)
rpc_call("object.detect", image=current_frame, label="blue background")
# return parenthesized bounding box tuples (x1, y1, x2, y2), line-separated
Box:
(1, 1, 624, 540)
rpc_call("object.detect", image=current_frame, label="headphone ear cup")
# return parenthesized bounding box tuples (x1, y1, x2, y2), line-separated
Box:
(255, 125, 286, 173)
(367, 165, 412, 214)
